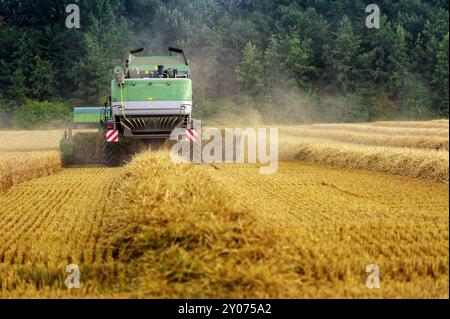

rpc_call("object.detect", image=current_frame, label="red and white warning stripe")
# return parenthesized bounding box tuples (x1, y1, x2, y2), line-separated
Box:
(105, 129, 119, 142)
(184, 129, 198, 142)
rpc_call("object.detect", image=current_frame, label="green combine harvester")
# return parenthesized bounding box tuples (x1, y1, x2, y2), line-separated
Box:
(61, 47, 195, 166)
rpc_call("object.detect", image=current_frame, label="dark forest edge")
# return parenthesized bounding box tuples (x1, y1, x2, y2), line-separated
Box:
(0, 0, 448, 129)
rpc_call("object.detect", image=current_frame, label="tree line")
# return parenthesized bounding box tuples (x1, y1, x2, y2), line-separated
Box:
(0, 0, 448, 127)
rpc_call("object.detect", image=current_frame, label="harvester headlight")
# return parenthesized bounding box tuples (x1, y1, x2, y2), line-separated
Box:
(180, 105, 186, 114)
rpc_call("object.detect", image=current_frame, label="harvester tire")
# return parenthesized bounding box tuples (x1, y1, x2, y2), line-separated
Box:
(102, 140, 123, 167)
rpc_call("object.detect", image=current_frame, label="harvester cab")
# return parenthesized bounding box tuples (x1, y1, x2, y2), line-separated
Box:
(61, 47, 197, 166)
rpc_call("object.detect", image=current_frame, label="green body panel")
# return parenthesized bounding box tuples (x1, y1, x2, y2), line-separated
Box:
(73, 113, 100, 123)
(111, 78, 192, 103)
(60, 138, 73, 155)
(60, 138, 74, 164)
(73, 106, 103, 123)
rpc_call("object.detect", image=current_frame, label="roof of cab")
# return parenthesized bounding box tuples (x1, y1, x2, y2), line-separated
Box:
(129, 56, 186, 66)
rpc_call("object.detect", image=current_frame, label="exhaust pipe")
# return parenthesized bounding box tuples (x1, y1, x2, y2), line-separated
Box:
(168, 47, 188, 65)
(126, 48, 144, 68)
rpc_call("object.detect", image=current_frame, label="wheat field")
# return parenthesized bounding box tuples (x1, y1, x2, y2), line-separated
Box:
(0, 167, 124, 297)
(0, 120, 448, 298)
(277, 121, 449, 184)
(0, 151, 62, 191)
(279, 127, 449, 150)
(0, 129, 96, 152)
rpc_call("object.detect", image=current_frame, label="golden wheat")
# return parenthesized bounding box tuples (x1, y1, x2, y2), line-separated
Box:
(304, 123, 449, 137)
(0, 119, 448, 298)
(0, 148, 447, 298)
(103, 151, 302, 298)
(278, 136, 449, 183)
(209, 161, 449, 298)
(372, 119, 449, 129)
(0, 151, 62, 191)
(0, 166, 123, 297)
(0, 129, 97, 152)
(280, 126, 449, 150)
(100, 150, 448, 298)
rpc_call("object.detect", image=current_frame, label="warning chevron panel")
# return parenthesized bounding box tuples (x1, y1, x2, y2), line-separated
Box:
(105, 129, 119, 142)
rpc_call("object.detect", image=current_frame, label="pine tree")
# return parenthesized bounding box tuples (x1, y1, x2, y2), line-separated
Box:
(285, 36, 316, 89)
(434, 33, 449, 116)
(8, 69, 27, 104)
(265, 34, 317, 90)
(388, 25, 408, 97)
(332, 16, 361, 93)
(29, 56, 57, 101)
(235, 42, 264, 96)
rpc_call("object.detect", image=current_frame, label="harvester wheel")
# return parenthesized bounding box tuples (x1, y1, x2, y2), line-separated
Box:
(102, 140, 123, 167)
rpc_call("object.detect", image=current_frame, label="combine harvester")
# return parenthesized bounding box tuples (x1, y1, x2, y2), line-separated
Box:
(61, 47, 196, 166)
